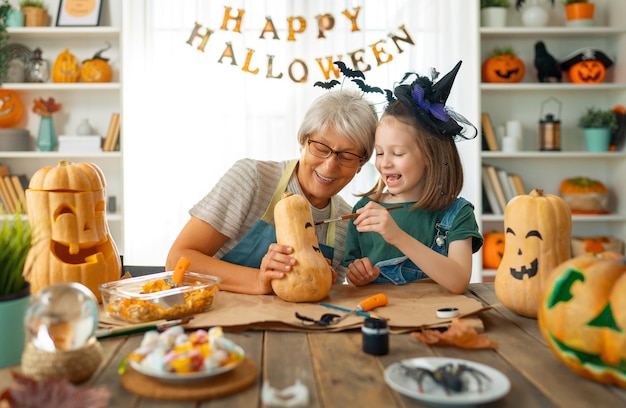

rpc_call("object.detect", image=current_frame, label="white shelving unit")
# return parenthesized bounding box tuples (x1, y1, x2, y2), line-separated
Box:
(0, 0, 124, 252)
(478, 0, 626, 279)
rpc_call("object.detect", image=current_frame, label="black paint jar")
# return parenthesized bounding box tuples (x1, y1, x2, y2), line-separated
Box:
(362, 318, 389, 356)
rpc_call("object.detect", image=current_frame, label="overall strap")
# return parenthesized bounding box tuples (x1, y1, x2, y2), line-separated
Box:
(260, 159, 298, 223)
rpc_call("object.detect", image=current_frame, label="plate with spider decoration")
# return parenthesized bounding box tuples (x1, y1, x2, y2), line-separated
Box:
(384, 357, 510, 407)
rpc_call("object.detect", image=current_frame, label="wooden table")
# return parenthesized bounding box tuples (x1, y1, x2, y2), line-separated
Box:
(1, 283, 625, 407)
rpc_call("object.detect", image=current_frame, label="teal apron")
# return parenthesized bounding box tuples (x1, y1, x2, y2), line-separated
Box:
(220, 160, 336, 268)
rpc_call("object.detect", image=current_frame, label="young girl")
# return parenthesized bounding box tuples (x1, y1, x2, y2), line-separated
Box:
(342, 61, 483, 294)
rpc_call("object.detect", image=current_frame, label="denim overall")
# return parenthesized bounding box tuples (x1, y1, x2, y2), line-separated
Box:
(220, 159, 336, 267)
(372, 197, 471, 285)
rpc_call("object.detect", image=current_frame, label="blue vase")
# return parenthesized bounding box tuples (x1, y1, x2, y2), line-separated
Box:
(584, 127, 611, 152)
(0, 285, 31, 368)
(37, 116, 58, 151)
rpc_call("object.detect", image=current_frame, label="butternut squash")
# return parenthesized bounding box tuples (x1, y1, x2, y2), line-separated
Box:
(271, 192, 332, 302)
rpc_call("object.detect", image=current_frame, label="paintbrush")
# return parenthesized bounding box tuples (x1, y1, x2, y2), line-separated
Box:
(315, 205, 403, 225)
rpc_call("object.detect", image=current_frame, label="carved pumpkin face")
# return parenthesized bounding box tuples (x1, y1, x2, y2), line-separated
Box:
(482, 54, 525, 83)
(52, 49, 80, 83)
(538, 252, 626, 388)
(495, 189, 572, 318)
(81, 57, 112, 83)
(483, 232, 505, 269)
(0, 89, 24, 128)
(568, 60, 606, 84)
(24, 160, 121, 302)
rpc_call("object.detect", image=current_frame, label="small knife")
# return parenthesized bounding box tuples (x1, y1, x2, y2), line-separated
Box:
(315, 205, 403, 225)
(95, 317, 193, 340)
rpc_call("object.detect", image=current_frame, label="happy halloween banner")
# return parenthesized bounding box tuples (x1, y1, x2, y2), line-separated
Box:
(185, 5, 415, 83)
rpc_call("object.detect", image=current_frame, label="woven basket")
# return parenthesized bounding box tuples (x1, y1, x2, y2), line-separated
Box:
(21, 338, 104, 384)
(21, 7, 47, 27)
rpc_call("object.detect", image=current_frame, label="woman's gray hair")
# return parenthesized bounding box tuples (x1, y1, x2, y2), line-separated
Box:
(297, 90, 378, 163)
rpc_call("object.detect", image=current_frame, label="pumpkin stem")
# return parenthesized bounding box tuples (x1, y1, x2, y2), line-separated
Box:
(92, 42, 112, 61)
(282, 192, 293, 198)
(58, 159, 74, 167)
(530, 188, 544, 197)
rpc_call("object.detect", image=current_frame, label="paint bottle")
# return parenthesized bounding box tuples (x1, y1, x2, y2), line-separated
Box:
(362, 318, 388, 355)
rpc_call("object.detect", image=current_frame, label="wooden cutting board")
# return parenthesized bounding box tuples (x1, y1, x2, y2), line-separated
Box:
(121, 357, 258, 401)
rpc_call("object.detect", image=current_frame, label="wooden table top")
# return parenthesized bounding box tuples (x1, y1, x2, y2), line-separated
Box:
(1, 283, 625, 407)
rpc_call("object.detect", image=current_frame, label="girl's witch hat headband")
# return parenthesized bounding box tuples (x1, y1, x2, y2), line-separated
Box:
(387, 61, 478, 142)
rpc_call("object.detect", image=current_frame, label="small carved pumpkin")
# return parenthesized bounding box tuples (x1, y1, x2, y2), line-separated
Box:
(52, 49, 80, 83)
(0, 89, 24, 128)
(495, 189, 572, 318)
(482, 231, 505, 269)
(568, 60, 607, 84)
(24, 160, 121, 302)
(538, 252, 626, 388)
(271, 192, 332, 302)
(80, 43, 113, 83)
(482, 48, 525, 83)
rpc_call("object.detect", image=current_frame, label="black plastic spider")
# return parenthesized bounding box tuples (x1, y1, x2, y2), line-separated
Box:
(401, 363, 491, 395)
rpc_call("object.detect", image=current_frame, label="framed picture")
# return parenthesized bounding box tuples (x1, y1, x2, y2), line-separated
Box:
(56, 0, 103, 27)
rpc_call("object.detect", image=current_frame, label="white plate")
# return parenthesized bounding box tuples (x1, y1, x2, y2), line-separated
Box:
(385, 357, 510, 407)
(129, 345, 244, 384)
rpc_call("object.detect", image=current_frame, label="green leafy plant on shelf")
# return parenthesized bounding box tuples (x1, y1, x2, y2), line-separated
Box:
(578, 107, 619, 132)
(0, 0, 13, 83)
(0, 212, 32, 297)
(19, 0, 45, 8)
(481, 0, 511, 8)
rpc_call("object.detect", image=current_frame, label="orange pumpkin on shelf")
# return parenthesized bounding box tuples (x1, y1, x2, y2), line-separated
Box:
(24, 160, 121, 302)
(560, 48, 613, 85)
(538, 252, 626, 388)
(482, 47, 525, 83)
(559, 177, 608, 214)
(81, 43, 113, 83)
(52, 49, 80, 83)
(495, 189, 572, 318)
(0, 89, 24, 128)
(482, 231, 505, 269)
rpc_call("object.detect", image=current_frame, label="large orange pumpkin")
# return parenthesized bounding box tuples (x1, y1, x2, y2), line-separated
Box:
(52, 49, 80, 83)
(24, 160, 121, 302)
(495, 189, 572, 318)
(482, 231, 505, 269)
(538, 252, 626, 388)
(80, 43, 113, 83)
(0, 89, 24, 128)
(482, 48, 525, 83)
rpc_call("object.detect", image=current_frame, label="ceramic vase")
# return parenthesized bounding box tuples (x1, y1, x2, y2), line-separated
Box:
(481, 7, 507, 27)
(37, 116, 58, 151)
(521, 0, 549, 27)
(584, 128, 611, 152)
(6, 10, 25, 27)
(0, 285, 31, 368)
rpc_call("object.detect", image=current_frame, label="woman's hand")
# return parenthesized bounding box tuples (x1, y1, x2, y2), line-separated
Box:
(259, 243, 295, 293)
(353, 202, 404, 246)
(346, 257, 379, 286)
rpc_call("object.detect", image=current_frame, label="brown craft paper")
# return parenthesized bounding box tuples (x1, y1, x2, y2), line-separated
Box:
(99, 282, 485, 333)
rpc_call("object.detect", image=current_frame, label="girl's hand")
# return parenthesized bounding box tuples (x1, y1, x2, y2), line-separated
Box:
(346, 257, 380, 286)
(259, 243, 294, 293)
(353, 201, 404, 246)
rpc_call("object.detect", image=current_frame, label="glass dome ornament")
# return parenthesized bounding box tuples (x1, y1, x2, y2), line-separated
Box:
(25, 47, 50, 83)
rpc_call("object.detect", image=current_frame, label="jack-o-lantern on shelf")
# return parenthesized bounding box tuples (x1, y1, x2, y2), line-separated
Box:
(495, 189, 572, 318)
(560, 48, 614, 85)
(482, 47, 525, 83)
(538, 252, 626, 389)
(483, 231, 505, 269)
(81, 43, 113, 83)
(24, 160, 121, 302)
(0, 89, 24, 128)
(51, 49, 80, 83)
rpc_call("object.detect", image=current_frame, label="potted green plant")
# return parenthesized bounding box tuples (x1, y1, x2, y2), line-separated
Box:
(20, 0, 46, 27)
(481, 0, 510, 27)
(0, 211, 32, 368)
(515, 0, 555, 27)
(578, 107, 618, 152)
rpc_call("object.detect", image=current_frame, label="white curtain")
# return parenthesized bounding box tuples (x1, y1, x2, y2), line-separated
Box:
(122, 0, 480, 276)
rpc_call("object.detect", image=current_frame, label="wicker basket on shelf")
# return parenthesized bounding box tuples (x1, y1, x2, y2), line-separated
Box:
(21, 7, 47, 27)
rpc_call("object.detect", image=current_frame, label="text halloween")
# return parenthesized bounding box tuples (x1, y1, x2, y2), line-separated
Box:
(185, 6, 415, 83)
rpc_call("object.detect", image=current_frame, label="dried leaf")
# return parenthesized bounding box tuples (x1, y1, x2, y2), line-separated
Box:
(0, 371, 110, 408)
(411, 318, 497, 349)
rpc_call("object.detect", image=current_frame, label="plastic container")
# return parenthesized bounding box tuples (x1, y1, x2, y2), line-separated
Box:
(99, 271, 220, 323)
(362, 318, 389, 356)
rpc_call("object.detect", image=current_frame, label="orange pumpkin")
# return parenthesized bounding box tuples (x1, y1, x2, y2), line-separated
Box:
(495, 189, 572, 318)
(482, 231, 505, 269)
(24, 160, 121, 302)
(482, 48, 525, 83)
(568, 60, 606, 84)
(0, 89, 24, 128)
(81, 43, 113, 83)
(52, 49, 80, 83)
(538, 252, 626, 388)
(559, 177, 608, 213)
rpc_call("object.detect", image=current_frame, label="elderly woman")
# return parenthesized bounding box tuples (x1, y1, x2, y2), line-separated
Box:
(166, 89, 377, 294)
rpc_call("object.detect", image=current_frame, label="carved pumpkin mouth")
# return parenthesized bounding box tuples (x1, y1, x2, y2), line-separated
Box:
(0, 105, 15, 116)
(52, 240, 108, 265)
(496, 68, 521, 79)
(510, 259, 538, 280)
(548, 333, 626, 374)
(576, 73, 601, 82)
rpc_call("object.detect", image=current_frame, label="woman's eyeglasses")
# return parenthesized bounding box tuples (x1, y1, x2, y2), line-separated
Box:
(306, 139, 364, 168)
